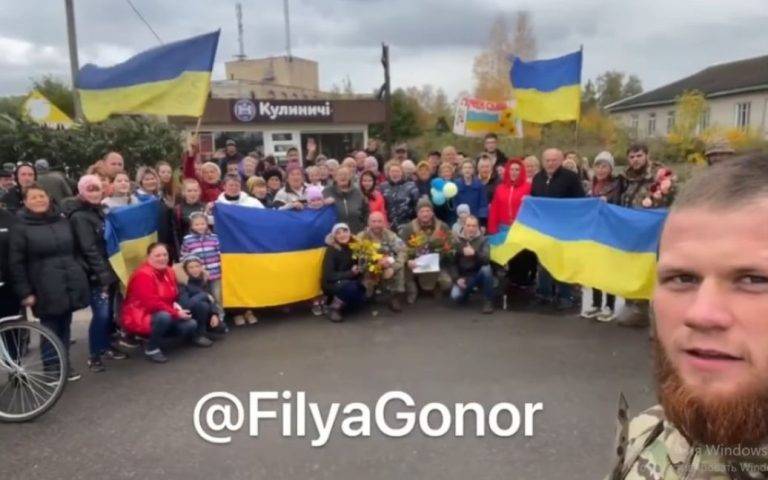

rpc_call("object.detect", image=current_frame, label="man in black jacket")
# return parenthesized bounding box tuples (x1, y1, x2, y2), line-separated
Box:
(482, 133, 507, 169)
(0, 207, 19, 319)
(530, 148, 585, 310)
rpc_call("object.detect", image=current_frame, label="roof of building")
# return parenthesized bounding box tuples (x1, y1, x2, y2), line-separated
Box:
(606, 54, 768, 112)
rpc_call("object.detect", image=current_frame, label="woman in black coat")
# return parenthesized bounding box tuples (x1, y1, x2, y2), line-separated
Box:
(0, 207, 19, 318)
(9, 185, 89, 381)
(321, 223, 366, 322)
(65, 174, 124, 372)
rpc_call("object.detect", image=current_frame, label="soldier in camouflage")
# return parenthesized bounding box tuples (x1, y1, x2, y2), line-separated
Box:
(609, 155, 768, 479)
(617, 144, 676, 328)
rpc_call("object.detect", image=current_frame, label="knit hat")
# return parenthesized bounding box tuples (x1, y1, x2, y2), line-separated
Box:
(263, 168, 283, 184)
(188, 211, 207, 223)
(181, 254, 203, 270)
(593, 151, 615, 169)
(416, 196, 433, 213)
(34, 158, 50, 172)
(77, 174, 101, 194)
(306, 185, 324, 202)
(331, 223, 350, 236)
(456, 203, 470, 216)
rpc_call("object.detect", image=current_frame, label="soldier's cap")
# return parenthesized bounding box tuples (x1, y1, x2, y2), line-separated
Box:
(705, 140, 735, 156)
(225, 139, 237, 146)
(0, 170, 11, 178)
(2, 162, 14, 172)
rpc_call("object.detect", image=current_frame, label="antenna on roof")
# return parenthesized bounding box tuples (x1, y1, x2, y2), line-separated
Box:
(234, 2, 246, 61)
(283, 0, 292, 60)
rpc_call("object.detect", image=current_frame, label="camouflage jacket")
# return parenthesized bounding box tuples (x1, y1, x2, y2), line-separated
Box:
(356, 228, 407, 271)
(620, 162, 676, 209)
(608, 398, 768, 480)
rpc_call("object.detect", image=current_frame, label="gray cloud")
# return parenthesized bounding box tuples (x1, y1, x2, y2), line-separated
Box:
(0, 0, 766, 100)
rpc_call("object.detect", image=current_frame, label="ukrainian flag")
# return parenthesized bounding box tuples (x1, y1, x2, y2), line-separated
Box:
(490, 198, 667, 300)
(105, 200, 160, 286)
(511, 50, 582, 123)
(215, 205, 338, 308)
(77, 30, 220, 122)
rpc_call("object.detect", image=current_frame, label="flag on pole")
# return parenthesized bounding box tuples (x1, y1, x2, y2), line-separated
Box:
(21, 90, 74, 128)
(77, 30, 220, 122)
(489, 197, 667, 300)
(452, 97, 522, 137)
(510, 50, 582, 123)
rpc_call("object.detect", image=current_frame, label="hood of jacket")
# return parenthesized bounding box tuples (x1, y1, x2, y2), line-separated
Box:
(501, 157, 528, 188)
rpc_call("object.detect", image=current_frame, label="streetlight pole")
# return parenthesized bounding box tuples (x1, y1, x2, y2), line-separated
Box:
(381, 43, 392, 157)
(64, 0, 84, 121)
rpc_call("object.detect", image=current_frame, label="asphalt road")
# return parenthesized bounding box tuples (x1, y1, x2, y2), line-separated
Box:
(0, 298, 655, 480)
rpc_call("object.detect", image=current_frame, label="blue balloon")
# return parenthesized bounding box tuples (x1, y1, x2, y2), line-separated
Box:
(430, 177, 446, 191)
(431, 190, 446, 206)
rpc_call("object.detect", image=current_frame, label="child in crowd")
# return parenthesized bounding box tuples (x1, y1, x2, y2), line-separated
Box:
(175, 178, 206, 239)
(247, 176, 273, 208)
(306, 185, 328, 315)
(452, 204, 471, 237)
(264, 169, 283, 206)
(178, 255, 227, 336)
(306, 185, 326, 210)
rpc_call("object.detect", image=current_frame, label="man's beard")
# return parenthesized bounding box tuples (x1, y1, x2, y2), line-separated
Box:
(654, 339, 768, 447)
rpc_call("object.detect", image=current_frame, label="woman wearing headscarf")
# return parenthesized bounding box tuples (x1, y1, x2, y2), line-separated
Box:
(0, 163, 37, 213)
(9, 184, 89, 381)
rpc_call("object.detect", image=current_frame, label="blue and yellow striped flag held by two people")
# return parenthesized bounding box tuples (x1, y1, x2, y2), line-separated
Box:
(489, 197, 668, 300)
(105, 200, 160, 286)
(77, 30, 220, 122)
(214, 204, 338, 308)
(510, 50, 582, 123)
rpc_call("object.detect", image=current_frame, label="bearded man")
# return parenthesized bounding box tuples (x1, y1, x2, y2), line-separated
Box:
(610, 155, 768, 478)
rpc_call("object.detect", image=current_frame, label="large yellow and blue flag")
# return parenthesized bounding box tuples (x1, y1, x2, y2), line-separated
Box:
(490, 197, 667, 299)
(215, 205, 337, 308)
(77, 30, 220, 122)
(510, 50, 582, 123)
(105, 200, 160, 286)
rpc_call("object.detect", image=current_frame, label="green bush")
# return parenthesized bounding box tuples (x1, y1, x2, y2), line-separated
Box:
(0, 114, 182, 175)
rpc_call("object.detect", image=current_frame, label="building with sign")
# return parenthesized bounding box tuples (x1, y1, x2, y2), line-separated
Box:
(171, 55, 386, 163)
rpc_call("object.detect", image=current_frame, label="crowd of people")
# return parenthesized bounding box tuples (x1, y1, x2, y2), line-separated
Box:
(0, 132, 695, 379)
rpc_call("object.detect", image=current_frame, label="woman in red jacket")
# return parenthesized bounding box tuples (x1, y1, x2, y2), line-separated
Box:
(487, 158, 537, 290)
(360, 171, 388, 225)
(487, 158, 531, 235)
(121, 242, 212, 363)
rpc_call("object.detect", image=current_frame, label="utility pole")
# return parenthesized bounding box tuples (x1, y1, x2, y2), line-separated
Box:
(381, 43, 392, 157)
(64, 0, 83, 121)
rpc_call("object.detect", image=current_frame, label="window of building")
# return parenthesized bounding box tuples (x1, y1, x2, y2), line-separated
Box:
(647, 113, 656, 136)
(666, 111, 675, 133)
(698, 108, 710, 132)
(735, 102, 751, 129)
(630, 114, 639, 137)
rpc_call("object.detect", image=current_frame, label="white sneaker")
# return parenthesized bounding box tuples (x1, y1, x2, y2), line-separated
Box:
(596, 307, 615, 323)
(580, 307, 601, 319)
(244, 310, 258, 325)
(233, 315, 246, 326)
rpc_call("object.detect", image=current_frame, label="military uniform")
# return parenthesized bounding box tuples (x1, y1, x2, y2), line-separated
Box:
(356, 228, 407, 296)
(609, 397, 768, 479)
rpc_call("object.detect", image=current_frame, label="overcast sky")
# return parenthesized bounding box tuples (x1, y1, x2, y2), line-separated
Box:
(2, 0, 767, 99)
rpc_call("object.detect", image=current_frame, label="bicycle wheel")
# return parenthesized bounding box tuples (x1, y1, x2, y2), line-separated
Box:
(0, 320, 68, 422)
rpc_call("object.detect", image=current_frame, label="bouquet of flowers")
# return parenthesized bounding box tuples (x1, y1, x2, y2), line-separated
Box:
(641, 167, 677, 208)
(406, 229, 453, 259)
(349, 238, 386, 279)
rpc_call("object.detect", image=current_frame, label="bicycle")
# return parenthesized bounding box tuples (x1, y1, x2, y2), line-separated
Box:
(0, 310, 68, 422)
